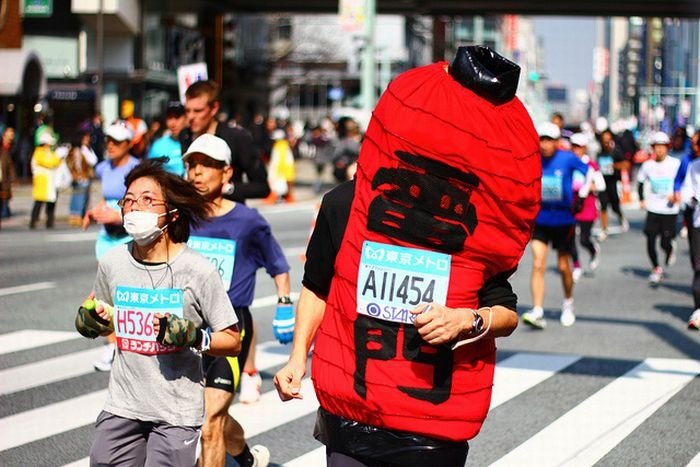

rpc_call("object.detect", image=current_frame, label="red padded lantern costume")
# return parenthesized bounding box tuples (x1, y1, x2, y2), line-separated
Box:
(311, 51, 541, 442)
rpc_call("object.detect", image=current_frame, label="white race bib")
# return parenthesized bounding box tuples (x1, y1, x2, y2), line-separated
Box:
(356, 241, 451, 325)
(188, 236, 237, 288)
(541, 174, 563, 201)
(114, 286, 184, 355)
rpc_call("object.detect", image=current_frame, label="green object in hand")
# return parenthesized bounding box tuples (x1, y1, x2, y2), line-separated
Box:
(75, 298, 114, 339)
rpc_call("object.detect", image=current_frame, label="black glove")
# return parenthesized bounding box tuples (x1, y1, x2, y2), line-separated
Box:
(572, 196, 585, 214)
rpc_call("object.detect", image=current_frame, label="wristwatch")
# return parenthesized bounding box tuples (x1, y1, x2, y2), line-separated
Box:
(470, 309, 484, 334)
(278, 296, 293, 305)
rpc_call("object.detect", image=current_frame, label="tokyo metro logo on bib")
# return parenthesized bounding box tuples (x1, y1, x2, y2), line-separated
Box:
(357, 241, 451, 324)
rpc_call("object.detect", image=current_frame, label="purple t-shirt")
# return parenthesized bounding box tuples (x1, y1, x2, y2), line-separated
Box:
(189, 204, 289, 307)
(95, 156, 140, 201)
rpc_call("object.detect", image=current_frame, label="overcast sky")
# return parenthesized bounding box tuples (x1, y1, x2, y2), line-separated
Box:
(532, 17, 597, 94)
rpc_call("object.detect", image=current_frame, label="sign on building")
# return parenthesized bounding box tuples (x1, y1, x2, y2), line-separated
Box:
(177, 63, 208, 104)
(23, 0, 52, 17)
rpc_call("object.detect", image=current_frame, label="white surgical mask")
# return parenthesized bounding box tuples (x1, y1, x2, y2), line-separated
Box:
(123, 209, 176, 246)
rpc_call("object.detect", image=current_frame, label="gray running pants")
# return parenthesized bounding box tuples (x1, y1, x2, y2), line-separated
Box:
(90, 411, 200, 467)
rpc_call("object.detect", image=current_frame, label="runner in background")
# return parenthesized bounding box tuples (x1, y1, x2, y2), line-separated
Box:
(596, 129, 630, 240)
(522, 123, 593, 329)
(638, 131, 681, 285)
(184, 134, 292, 466)
(570, 133, 605, 282)
(82, 121, 140, 371)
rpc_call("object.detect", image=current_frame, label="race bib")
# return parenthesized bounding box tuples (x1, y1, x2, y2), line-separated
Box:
(650, 177, 672, 195)
(598, 156, 614, 175)
(541, 174, 563, 201)
(357, 241, 451, 324)
(188, 236, 236, 288)
(114, 286, 184, 355)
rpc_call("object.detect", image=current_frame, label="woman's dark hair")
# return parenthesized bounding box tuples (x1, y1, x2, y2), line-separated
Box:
(124, 158, 210, 243)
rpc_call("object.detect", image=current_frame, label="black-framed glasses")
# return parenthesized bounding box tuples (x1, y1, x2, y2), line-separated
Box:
(117, 193, 166, 209)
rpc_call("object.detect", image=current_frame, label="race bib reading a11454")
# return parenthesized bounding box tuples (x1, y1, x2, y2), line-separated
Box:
(356, 241, 451, 325)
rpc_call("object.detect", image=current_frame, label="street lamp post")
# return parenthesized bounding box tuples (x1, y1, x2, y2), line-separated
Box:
(95, 0, 104, 114)
(360, 0, 376, 112)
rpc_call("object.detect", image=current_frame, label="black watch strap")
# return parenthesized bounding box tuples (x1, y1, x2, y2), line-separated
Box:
(471, 309, 484, 334)
(278, 296, 292, 305)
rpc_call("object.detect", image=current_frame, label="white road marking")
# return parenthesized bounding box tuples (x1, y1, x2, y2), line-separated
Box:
(230, 378, 318, 437)
(490, 353, 581, 409)
(47, 232, 98, 242)
(0, 281, 56, 297)
(0, 347, 106, 396)
(0, 389, 108, 451)
(491, 358, 700, 467)
(0, 329, 78, 355)
(284, 446, 325, 466)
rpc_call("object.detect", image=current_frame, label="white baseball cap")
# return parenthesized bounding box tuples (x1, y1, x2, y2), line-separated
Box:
(537, 122, 561, 140)
(271, 129, 286, 141)
(182, 134, 231, 165)
(570, 133, 588, 147)
(105, 122, 133, 142)
(649, 131, 670, 146)
(37, 131, 56, 146)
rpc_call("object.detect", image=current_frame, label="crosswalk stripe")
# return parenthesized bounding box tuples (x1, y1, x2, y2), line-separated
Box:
(230, 378, 318, 437)
(0, 339, 290, 397)
(283, 246, 307, 257)
(62, 458, 88, 467)
(0, 347, 105, 396)
(47, 232, 98, 242)
(490, 358, 700, 467)
(2, 348, 694, 466)
(277, 353, 579, 466)
(688, 451, 700, 467)
(0, 389, 108, 452)
(0, 329, 78, 355)
(246, 340, 293, 370)
(490, 353, 581, 409)
(53, 340, 295, 467)
(0, 281, 56, 298)
(283, 446, 325, 466)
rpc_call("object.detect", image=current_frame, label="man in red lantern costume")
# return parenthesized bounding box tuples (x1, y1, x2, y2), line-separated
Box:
(275, 46, 541, 466)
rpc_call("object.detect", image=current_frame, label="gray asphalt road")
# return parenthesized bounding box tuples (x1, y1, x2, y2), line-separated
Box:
(0, 197, 698, 466)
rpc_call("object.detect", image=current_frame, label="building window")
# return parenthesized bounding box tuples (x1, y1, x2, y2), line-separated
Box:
(277, 17, 292, 40)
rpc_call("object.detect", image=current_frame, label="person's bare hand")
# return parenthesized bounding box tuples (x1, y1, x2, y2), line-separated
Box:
(274, 360, 306, 401)
(84, 201, 121, 229)
(410, 303, 470, 345)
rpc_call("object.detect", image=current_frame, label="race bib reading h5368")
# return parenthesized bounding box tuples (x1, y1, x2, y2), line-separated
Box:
(114, 286, 184, 355)
(357, 241, 451, 324)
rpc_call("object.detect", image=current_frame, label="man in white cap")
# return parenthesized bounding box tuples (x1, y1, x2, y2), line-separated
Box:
(522, 122, 593, 329)
(183, 133, 293, 467)
(638, 131, 681, 284)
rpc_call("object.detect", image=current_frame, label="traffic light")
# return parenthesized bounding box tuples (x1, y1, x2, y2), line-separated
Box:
(620, 20, 643, 100)
(222, 13, 236, 62)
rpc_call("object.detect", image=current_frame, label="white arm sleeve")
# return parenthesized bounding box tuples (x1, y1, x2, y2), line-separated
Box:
(577, 167, 593, 198)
